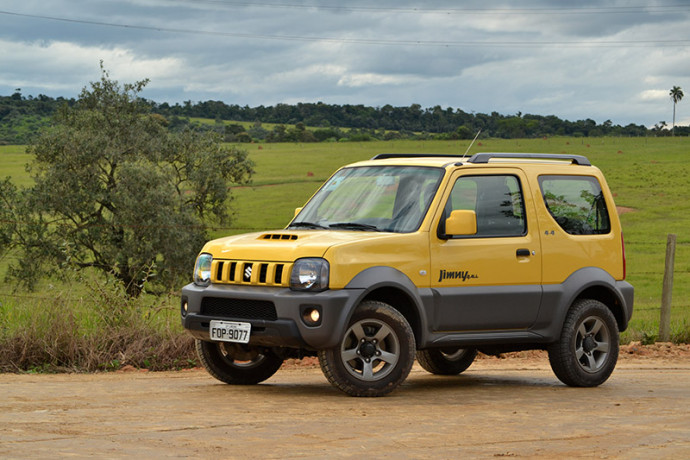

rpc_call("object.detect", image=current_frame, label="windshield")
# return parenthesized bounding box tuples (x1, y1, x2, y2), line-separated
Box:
(290, 166, 444, 233)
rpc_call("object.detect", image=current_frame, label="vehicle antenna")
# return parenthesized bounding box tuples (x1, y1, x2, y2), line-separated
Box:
(462, 129, 482, 159)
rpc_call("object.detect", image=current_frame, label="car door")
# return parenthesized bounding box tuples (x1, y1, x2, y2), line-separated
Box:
(429, 168, 543, 332)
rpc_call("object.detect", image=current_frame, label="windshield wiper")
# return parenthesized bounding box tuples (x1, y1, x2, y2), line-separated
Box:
(329, 222, 381, 231)
(288, 221, 328, 229)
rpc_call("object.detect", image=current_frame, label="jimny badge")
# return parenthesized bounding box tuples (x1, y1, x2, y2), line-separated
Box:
(438, 269, 479, 282)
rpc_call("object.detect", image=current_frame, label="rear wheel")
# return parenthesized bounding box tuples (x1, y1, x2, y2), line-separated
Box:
(196, 340, 284, 385)
(548, 299, 619, 387)
(318, 300, 415, 397)
(417, 347, 477, 375)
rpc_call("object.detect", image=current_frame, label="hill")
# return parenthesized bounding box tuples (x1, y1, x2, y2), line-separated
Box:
(3, 90, 687, 145)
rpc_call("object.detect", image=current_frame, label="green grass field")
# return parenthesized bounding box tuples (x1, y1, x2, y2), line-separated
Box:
(0, 145, 33, 187)
(1, 136, 689, 348)
(188, 117, 285, 132)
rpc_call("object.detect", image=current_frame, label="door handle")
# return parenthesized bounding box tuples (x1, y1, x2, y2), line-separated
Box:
(516, 248, 531, 257)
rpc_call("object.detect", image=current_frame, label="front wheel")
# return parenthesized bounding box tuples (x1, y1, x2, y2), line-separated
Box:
(318, 300, 415, 397)
(548, 299, 619, 387)
(196, 340, 284, 385)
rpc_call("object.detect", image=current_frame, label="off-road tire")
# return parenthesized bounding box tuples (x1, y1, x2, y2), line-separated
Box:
(196, 339, 284, 385)
(318, 300, 415, 397)
(416, 347, 478, 375)
(548, 298, 619, 387)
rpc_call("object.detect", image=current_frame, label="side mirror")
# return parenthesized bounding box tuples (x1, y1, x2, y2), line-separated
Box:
(294, 207, 303, 217)
(445, 210, 477, 236)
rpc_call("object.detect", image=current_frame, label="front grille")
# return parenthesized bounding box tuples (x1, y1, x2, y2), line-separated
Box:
(211, 260, 292, 287)
(200, 297, 278, 321)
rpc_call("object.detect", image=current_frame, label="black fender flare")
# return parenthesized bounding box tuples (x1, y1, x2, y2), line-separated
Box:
(535, 267, 633, 340)
(343, 266, 429, 346)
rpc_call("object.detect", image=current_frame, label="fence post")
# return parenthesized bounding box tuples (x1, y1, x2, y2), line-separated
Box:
(659, 233, 677, 342)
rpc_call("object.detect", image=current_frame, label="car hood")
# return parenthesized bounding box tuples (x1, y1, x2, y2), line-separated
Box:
(201, 229, 395, 262)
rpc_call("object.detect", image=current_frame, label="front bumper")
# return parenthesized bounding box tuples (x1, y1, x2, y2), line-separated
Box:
(181, 283, 364, 350)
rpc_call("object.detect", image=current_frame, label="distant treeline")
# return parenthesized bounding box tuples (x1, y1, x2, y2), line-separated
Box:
(1, 90, 687, 145)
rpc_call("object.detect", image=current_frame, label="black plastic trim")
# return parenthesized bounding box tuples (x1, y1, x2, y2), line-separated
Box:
(181, 282, 364, 349)
(468, 153, 591, 166)
(371, 153, 464, 160)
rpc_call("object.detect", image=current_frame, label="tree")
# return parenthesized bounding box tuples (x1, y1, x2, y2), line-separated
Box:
(653, 121, 668, 136)
(670, 86, 684, 136)
(0, 65, 254, 297)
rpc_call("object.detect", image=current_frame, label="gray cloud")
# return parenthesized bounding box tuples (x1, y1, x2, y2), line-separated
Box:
(1, 0, 689, 126)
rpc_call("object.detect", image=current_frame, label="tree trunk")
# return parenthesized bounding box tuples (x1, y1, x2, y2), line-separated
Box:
(117, 266, 143, 298)
(672, 103, 676, 137)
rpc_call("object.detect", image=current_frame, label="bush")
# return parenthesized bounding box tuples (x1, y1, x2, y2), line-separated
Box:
(0, 280, 195, 372)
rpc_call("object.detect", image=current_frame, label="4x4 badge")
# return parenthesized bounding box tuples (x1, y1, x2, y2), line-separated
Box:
(438, 269, 479, 282)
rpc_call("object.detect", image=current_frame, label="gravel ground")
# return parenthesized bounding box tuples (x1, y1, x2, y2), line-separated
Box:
(1, 344, 689, 459)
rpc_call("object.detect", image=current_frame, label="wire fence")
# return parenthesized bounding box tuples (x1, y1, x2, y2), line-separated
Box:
(2, 218, 689, 241)
(635, 305, 690, 312)
(1, 221, 687, 316)
(1, 294, 685, 314)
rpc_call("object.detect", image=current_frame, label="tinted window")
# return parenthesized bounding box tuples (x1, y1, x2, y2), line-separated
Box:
(538, 175, 611, 235)
(447, 175, 526, 237)
(294, 166, 443, 233)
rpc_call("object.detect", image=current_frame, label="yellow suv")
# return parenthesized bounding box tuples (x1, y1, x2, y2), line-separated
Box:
(181, 153, 633, 396)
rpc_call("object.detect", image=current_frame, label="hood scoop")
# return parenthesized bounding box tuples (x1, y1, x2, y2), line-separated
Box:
(260, 233, 298, 241)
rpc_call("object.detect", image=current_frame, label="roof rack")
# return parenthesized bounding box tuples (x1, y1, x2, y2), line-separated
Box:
(468, 153, 591, 166)
(371, 153, 464, 160)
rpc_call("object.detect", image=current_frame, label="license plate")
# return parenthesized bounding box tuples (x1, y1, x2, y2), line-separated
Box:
(209, 320, 251, 344)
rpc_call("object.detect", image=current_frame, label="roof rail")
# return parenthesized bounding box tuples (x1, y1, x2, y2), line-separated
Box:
(371, 153, 464, 160)
(468, 153, 591, 166)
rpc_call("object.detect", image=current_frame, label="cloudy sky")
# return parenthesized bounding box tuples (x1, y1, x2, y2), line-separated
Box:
(1, 1, 689, 127)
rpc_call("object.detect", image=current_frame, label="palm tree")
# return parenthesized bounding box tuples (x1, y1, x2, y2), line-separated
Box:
(670, 86, 684, 136)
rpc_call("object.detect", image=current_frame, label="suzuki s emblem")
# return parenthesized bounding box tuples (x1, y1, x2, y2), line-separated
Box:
(243, 265, 252, 282)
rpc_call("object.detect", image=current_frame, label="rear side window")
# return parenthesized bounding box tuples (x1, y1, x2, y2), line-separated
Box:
(538, 175, 610, 235)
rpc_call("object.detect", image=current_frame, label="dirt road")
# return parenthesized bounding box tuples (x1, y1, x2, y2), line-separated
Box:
(2, 350, 689, 458)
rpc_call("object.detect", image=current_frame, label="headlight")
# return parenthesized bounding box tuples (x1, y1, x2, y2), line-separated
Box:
(290, 258, 329, 291)
(193, 253, 213, 287)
